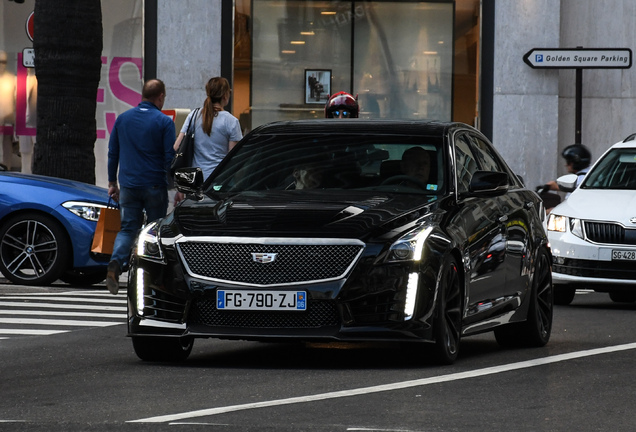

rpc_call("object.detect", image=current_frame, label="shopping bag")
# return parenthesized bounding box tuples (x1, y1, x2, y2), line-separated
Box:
(91, 199, 121, 255)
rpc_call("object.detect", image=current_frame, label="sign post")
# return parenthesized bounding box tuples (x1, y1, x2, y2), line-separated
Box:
(523, 47, 632, 145)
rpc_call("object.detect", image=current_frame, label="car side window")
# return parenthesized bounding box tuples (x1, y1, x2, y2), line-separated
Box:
(470, 134, 520, 187)
(470, 136, 505, 173)
(454, 134, 479, 194)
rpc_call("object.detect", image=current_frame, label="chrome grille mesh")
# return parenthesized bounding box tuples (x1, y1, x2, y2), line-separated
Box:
(177, 241, 363, 286)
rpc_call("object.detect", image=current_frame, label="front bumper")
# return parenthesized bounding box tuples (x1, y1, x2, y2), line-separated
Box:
(126, 251, 438, 343)
(549, 231, 636, 286)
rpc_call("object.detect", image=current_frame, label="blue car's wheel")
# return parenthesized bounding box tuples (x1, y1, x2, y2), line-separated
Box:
(0, 212, 70, 286)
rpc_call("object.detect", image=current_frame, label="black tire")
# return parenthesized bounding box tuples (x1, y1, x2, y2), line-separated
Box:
(609, 291, 636, 303)
(433, 255, 463, 365)
(132, 336, 194, 362)
(553, 285, 576, 305)
(495, 248, 553, 348)
(59, 269, 107, 286)
(0, 212, 70, 286)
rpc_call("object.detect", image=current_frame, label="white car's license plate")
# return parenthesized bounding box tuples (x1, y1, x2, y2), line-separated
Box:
(612, 250, 636, 260)
(217, 290, 307, 311)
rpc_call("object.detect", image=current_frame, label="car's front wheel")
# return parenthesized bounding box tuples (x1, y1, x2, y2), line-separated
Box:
(132, 336, 194, 362)
(433, 255, 462, 365)
(495, 248, 553, 347)
(0, 212, 70, 286)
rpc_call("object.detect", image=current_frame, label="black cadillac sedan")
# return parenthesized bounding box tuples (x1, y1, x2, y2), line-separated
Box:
(127, 119, 553, 364)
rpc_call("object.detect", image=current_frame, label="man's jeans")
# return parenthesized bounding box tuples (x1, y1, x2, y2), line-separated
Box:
(111, 186, 168, 270)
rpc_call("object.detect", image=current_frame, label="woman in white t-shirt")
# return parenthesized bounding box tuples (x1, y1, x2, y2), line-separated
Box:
(173, 77, 242, 203)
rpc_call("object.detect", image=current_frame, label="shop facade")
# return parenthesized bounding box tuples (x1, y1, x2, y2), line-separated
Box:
(3, 1, 636, 192)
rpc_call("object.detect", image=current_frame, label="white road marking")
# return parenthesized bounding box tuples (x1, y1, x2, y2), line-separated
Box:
(0, 318, 121, 327)
(0, 329, 68, 335)
(2, 291, 124, 297)
(0, 310, 124, 319)
(129, 342, 636, 423)
(0, 301, 125, 311)
(0, 296, 124, 304)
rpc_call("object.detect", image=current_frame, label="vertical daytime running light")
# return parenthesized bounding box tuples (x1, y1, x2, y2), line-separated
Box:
(136, 268, 145, 316)
(405, 272, 419, 320)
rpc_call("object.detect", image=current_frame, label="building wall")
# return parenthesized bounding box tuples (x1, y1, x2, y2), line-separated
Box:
(156, 0, 223, 111)
(156, 0, 636, 191)
(493, 0, 636, 189)
(558, 0, 636, 175)
(491, 0, 560, 191)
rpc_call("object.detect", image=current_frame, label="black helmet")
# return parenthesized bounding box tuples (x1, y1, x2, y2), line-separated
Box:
(562, 144, 591, 171)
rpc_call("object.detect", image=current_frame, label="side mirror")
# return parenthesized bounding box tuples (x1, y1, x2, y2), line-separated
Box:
(556, 173, 578, 193)
(467, 171, 509, 197)
(175, 167, 204, 196)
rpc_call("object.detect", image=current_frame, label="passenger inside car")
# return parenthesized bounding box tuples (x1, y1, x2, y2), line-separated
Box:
(291, 160, 325, 189)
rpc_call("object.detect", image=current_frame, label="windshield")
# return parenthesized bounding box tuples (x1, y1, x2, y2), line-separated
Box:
(582, 148, 636, 190)
(208, 134, 446, 195)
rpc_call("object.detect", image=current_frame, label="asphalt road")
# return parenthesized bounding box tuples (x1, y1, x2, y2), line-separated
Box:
(1, 281, 636, 432)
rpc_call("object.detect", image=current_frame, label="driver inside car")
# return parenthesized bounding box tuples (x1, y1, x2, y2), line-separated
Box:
(401, 146, 432, 185)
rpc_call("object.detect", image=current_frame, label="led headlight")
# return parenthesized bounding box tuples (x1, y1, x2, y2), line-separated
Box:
(546, 214, 567, 232)
(387, 226, 433, 262)
(547, 214, 584, 239)
(136, 221, 164, 261)
(62, 201, 106, 222)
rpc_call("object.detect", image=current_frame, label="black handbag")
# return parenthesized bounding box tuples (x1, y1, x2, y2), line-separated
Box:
(170, 108, 200, 176)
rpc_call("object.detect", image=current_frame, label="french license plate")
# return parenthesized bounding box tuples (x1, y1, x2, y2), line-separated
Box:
(612, 250, 636, 260)
(217, 290, 307, 311)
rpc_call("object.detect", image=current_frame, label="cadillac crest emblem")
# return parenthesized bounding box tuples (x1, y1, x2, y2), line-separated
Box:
(252, 253, 278, 263)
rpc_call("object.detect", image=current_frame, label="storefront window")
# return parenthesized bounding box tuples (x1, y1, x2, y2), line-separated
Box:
(234, 0, 480, 131)
(0, 0, 143, 180)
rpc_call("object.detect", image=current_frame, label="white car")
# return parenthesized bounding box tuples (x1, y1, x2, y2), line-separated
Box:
(547, 135, 636, 305)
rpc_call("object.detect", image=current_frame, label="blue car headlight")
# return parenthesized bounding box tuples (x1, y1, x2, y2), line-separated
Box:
(386, 226, 434, 262)
(62, 201, 107, 222)
(136, 221, 164, 262)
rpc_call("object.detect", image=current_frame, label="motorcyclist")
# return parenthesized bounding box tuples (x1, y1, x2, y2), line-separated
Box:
(325, 92, 359, 118)
(546, 143, 592, 192)
(539, 143, 592, 212)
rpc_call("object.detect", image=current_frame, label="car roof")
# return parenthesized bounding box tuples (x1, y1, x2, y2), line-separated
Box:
(246, 119, 474, 138)
(612, 134, 636, 149)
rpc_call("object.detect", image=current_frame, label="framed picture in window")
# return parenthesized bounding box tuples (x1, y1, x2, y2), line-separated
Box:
(305, 69, 331, 104)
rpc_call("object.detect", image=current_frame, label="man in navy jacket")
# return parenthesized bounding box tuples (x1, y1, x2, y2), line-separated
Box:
(106, 79, 175, 294)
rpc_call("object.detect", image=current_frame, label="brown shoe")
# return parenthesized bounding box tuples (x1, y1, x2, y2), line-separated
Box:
(106, 261, 120, 295)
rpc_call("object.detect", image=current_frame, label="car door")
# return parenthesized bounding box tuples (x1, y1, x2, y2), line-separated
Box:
(449, 132, 509, 323)
(468, 133, 532, 301)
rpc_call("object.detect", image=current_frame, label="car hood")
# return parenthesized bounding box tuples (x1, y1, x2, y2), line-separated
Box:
(172, 190, 439, 239)
(551, 189, 636, 225)
(1, 171, 109, 202)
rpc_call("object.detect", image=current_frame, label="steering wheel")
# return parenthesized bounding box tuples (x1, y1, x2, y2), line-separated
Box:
(380, 175, 428, 190)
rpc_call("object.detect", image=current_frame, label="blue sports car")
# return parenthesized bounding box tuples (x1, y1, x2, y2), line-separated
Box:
(0, 166, 112, 286)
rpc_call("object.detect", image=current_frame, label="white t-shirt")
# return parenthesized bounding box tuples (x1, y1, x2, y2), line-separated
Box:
(181, 109, 243, 179)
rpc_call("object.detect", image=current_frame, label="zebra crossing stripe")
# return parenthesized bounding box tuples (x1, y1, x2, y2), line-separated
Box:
(0, 301, 125, 311)
(0, 310, 124, 319)
(0, 329, 69, 335)
(0, 318, 122, 327)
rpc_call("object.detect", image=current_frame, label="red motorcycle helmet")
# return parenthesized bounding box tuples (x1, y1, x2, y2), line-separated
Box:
(325, 92, 359, 118)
